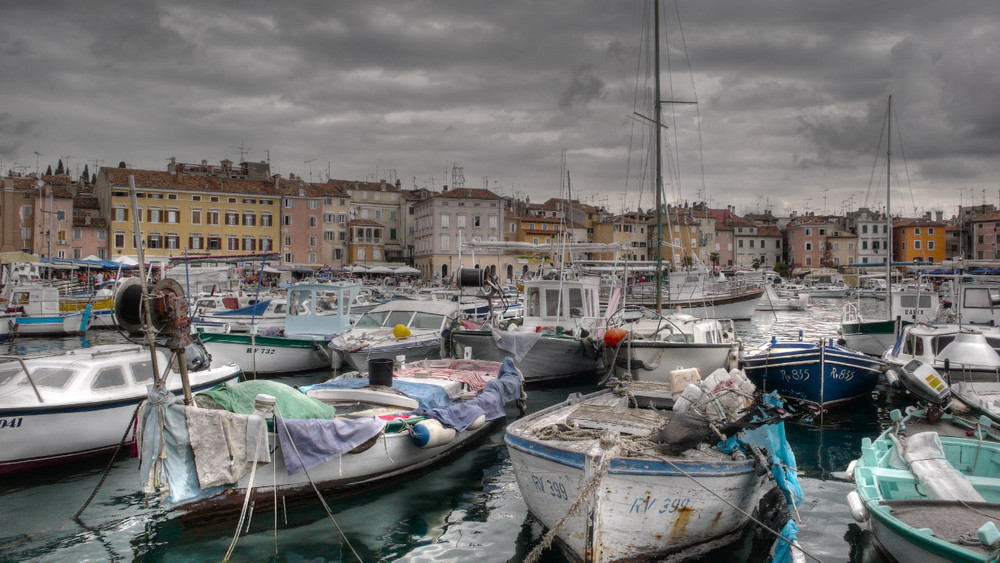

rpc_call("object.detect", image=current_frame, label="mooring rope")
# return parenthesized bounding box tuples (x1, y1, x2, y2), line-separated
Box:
(73, 402, 143, 520)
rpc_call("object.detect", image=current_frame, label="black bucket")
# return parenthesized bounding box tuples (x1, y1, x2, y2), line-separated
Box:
(368, 358, 394, 387)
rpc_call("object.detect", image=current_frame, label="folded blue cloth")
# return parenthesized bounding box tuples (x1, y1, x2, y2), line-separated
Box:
(276, 416, 387, 475)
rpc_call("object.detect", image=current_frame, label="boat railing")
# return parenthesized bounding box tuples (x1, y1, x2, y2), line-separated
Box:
(0, 355, 43, 403)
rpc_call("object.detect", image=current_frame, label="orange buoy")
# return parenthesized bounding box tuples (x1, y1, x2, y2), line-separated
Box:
(604, 327, 628, 346)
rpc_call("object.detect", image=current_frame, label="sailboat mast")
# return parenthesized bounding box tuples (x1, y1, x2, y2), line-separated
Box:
(886, 95, 893, 311)
(654, 0, 665, 315)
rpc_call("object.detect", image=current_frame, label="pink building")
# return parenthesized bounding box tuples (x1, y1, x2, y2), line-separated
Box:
(413, 188, 504, 280)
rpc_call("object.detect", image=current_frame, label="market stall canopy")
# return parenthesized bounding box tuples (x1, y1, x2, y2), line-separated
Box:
(367, 266, 394, 274)
(392, 266, 420, 274)
(0, 251, 41, 263)
(346, 265, 368, 273)
(113, 255, 139, 266)
(45, 257, 133, 269)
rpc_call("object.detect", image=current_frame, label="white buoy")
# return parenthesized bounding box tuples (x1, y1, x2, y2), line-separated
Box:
(411, 419, 457, 448)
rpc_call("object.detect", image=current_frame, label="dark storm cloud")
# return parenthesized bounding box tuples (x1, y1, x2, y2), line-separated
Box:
(1, 0, 998, 215)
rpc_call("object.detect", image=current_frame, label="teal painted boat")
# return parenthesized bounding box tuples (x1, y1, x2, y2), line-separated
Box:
(847, 409, 1000, 562)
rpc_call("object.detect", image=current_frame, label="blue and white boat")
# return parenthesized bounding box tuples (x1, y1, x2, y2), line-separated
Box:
(5, 285, 92, 337)
(741, 335, 884, 407)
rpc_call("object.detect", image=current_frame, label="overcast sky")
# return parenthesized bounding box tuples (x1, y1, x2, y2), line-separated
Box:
(2, 1, 998, 218)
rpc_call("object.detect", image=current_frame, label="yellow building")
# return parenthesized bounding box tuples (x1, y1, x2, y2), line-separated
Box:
(94, 162, 283, 259)
(893, 218, 947, 264)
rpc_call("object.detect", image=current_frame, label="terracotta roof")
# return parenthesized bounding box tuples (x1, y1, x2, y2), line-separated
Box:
(757, 225, 782, 237)
(399, 190, 421, 201)
(894, 218, 947, 228)
(103, 167, 289, 196)
(310, 181, 349, 198)
(521, 216, 563, 223)
(327, 179, 400, 193)
(435, 188, 503, 200)
(73, 195, 101, 209)
(971, 211, 1000, 223)
(72, 216, 109, 229)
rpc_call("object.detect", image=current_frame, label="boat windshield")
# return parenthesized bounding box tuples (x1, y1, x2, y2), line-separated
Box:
(410, 312, 444, 330)
(385, 311, 414, 327)
(355, 311, 388, 328)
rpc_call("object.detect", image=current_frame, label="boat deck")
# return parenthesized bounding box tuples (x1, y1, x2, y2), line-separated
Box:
(508, 385, 734, 462)
(878, 499, 999, 556)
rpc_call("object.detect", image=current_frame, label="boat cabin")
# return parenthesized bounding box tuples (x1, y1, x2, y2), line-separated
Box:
(7, 286, 61, 316)
(284, 281, 361, 337)
(522, 275, 602, 332)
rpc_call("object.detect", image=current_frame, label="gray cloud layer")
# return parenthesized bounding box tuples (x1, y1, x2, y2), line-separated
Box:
(2, 1, 997, 217)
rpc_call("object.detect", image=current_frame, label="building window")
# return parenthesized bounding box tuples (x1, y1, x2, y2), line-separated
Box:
(147, 234, 162, 249)
(147, 208, 162, 223)
(914, 227, 921, 235)
(473, 215, 481, 227)
(308, 200, 319, 209)
(227, 236, 239, 251)
(72, 228, 82, 240)
(457, 214, 466, 228)
(114, 207, 128, 221)
(261, 213, 272, 227)
(225, 211, 238, 226)
(208, 210, 220, 225)
(928, 241, 935, 250)
(440, 234, 449, 250)
(928, 227, 935, 235)
(166, 208, 179, 224)
(189, 236, 203, 250)
(440, 214, 450, 228)
(283, 215, 292, 226)
(357, 248, 366, 259)
(309, 236, 317, 247)
(207, 236, 221, 251)
(310, 216, 318, 228)
(243, 212, 256, 226)
(191, 209, 201, 224)
(114, 231, 125, 248)
(242, 237, 256, 251)
(489, 215, 498, 229)
(805, 242, 812, 251)
(166, 234, 179, 250)
(805, 228, 811, 236)
(284, 252, 294, 262)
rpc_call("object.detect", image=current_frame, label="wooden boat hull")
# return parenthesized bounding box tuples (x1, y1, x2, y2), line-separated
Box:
(451, 330, 601, 384)
(505, 388, 769, 561)
(742, 339, 883, 407)
(603, 339, 736, 381)
(197, 332, 334, 376)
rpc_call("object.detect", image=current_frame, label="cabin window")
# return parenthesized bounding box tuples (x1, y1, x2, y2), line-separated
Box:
(92, 367, 127, 390)
(411, 313, 444, 329)
(964, 288, 993, 309)
(288, 290, 312, 316)
(526, 287, 540, 317)
(568, 288, 584, 317)
(545, 289, 562, 317)
(131, 360, 154, 384)
(21, 367, 76, 389)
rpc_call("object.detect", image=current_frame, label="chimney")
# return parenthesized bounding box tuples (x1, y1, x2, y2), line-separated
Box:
(174, 164, 183, 182)
(380, 179, 386, 191)
(935, 210, 943, 222)
(395, 179, 402, 189)
(443, 185, 448, 192)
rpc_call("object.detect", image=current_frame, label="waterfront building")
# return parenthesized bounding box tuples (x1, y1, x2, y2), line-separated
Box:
(893, 215, 947, 264)
(412, 187, 504, 281)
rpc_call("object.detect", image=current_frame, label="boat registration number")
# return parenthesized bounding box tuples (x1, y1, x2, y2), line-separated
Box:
(0, 417, 23, 429)
(528, 474, 569, 501)
(245, 347, 276, 355)
(630, 496, 691, 514)
(778, 368, 810, 382)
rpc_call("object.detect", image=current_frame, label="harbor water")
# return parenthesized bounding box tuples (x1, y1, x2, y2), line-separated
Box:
(0, 297, 904, 562)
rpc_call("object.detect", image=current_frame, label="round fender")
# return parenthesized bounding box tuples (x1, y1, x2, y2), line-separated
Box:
(846, 491, 869, 522)
(411, 418, 457, 448)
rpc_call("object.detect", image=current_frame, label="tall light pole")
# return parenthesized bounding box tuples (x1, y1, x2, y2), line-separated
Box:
(304, 159, 316, 182)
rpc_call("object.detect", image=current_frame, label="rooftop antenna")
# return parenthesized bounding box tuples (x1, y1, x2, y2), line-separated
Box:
(304, 158, 316, 182)
(33, 151, 43, 175)
(232, 140, 250, 163)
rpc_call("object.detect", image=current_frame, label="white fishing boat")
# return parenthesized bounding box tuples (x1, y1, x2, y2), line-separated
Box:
(798, 273, 853, 298)
(330, 299, 460, 371)
(190, 295, 286, 333)
(506, 369, 802, 561)
(450, 266, 608, 384)
(601, 311, 740, 382)
(136, 357, 525, 519)
(5, 285, 92, 336)
(846, 407, 1000, 563)
(884, 324, 1000, 384)
(629, 268, 765, 320)
(756, 284, 809, 312)
(0, 342, 240, 476)
(196, 281, 361, 377)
